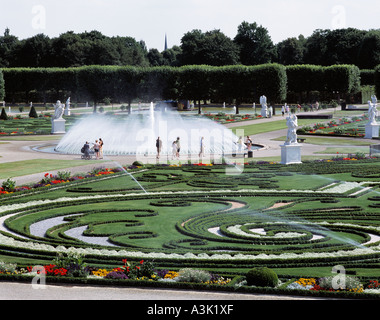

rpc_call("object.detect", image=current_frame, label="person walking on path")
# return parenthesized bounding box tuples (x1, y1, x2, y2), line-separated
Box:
(99, 138, 104, 159)
(171, 141, 177, 160)
(199, 137, 205, 158)
(156, 137, 162, 159)
(83, 141, 90, 160)
(175, 137, 181, 159)
(93, 140, 100, 160)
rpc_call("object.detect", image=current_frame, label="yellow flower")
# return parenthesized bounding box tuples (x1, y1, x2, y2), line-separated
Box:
(164, 271, 179, 279)
(295, 278, 316, 287)
(92, 269, 111, 277)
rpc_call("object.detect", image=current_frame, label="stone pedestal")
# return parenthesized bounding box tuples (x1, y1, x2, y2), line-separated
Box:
(51, 119, 66, 134)
(64, 108, 71, 116)
(261, 107, 268, 118)
(365, 123, 380, 139)
(281, 143, 302, 165)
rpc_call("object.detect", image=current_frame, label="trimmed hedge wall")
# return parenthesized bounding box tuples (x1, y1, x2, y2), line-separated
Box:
(286, 64, 361, 102)
(2, 64, 287, 104)
(2, 63, 363, 105)
(0, 69, 4, 101)
(375, 64, 380, 98)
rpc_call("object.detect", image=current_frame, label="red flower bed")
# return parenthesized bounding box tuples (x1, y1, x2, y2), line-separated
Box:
(27, 264, 68, 277)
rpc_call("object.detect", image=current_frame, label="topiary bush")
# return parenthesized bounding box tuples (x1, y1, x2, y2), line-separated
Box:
(132, 160, 144, 167)
(29, 106, 38, 118)
(0, 108, 8, 120)
(246, 267, 278, 287)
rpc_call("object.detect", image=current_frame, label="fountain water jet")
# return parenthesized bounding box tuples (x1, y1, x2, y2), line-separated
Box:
(107, 158, 148, 193)
(55, 108, 241, 156)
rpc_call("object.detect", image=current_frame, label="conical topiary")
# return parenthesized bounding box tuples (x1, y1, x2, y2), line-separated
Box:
(0, 107, 8, 120)
(29, 106, 38, 118)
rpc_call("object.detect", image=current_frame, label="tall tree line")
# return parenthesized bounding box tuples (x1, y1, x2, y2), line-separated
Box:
(1, 22, 380, 69)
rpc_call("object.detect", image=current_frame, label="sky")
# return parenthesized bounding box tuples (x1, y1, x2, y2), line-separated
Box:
(1, 0, 380, 50)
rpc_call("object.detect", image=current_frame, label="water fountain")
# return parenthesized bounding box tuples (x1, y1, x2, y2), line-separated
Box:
(55, 104, 241, 156)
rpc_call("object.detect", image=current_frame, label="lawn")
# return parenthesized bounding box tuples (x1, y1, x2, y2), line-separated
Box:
(273, 135, 376, 146)
(0, 159, 101, 179)
(231, 118, 320, 136)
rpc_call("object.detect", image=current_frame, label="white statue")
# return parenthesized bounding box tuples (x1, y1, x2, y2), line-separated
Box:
(371, 95, 377, 105)
(260, 95, 267, 105)
(65, 97, 71, 110)
(64, 97, 71, 116)
(285, 113, 298, 145)
(368, 101, 378, 125)
(53, 100, 64, 120)
(260, 95, 268, 117)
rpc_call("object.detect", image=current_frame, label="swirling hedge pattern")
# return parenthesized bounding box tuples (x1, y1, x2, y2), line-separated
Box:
(1, 161, 380, 269)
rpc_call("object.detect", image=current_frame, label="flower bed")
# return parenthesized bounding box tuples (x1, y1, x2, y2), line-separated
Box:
(203, 112, 261, 124)
(0, 167, 121, 196)
(5, 255, 233, 289)
(297, 115, 368, 138)
(2, 161, 380, 299)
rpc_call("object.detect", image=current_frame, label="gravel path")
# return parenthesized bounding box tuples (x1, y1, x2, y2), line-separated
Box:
(0, 281, 326, 301)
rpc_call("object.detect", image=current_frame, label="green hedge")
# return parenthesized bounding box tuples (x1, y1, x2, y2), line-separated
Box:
(361, 69, 375, 86)
(286, 64, 361, 102)
(0, 69, 4, 101)
(2, 64, 365, 105)
(1, 64, 287, 104)
(375, 64, 380, 97)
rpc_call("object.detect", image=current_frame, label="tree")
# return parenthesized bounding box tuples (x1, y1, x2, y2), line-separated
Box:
(50, 31, 88, 67)
(178, 29, 239, 66)
(358, 30, 380, 69)
(324, 28, 366, 66)
(162, 45, 181, 66)
(0, 28, 19, 67)
(147, 48, 165, 66)
(12, 34, 51, 67)
(304, 28, 366, 66)
(110, 36, 149, 67)
(234, 21, 277, 65)
(303, 29, 329, 65)
(200, 30, 239, 66)
(276, 37, 304, 65)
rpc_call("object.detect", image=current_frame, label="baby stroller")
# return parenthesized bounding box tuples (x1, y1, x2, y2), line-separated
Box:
(81, 145, 94, 160)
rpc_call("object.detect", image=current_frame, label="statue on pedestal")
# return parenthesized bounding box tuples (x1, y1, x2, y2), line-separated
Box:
(368, 100, 378, 125)
(285, 113, 298, 145)
(53, 100, 64, 120)
(51, 100, 66, 134)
